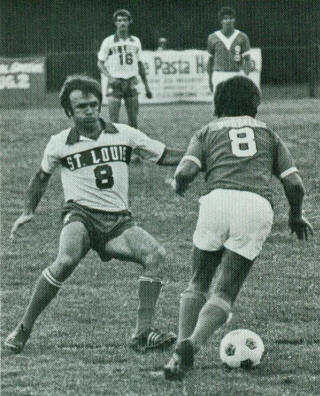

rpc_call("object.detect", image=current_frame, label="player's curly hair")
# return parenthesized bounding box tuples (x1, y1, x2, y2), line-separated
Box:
(218, 6, 236, 21)
(113, 9, 133, 23)
(214, 76, 261, 118)
(59, 75, 102, 117)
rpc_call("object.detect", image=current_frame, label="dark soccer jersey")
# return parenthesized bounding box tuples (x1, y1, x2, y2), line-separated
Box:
(185, 116, 297, 204)
(207, 30, 250, 72)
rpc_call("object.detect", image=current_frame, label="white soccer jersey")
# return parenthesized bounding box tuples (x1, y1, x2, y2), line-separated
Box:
(41, 122, 165, 212)
(97, 35, 142, 79)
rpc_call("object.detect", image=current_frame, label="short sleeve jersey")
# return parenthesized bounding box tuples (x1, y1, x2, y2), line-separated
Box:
(184, 116, 297, 204)
(207, 30, 250, 72)
(41, 122, 165, 212)
(97, 34, 142, 79)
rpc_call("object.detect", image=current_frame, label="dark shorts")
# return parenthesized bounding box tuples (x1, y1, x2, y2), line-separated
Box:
(106, 76, 138, 99)
(61, 201, 135, 261)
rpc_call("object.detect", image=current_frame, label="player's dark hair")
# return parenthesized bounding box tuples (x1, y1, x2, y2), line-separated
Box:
(59, 75, 102, 117)
(214, 76, 261, 118)
(218, 6, 236, 21)
(113, 9, 133, 23)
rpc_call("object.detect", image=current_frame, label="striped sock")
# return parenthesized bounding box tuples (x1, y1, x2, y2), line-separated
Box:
(177, 290, 206, 343)
(135, 276, 162, 334)
(21, 268, 62, 331)
(189, 299, 230, 349)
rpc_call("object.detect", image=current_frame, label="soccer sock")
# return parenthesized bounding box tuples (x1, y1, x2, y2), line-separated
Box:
(135, 276, 162, 334)
(21, 268, 62, 331)
(189, 298, 230, 350)
(177, 290, 206, 343)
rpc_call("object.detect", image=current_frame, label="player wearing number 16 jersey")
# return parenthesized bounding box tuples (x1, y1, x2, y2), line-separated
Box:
(164, 76, 313, 380)
(4, 75, 183, 354)
(97, 9, 152, 129)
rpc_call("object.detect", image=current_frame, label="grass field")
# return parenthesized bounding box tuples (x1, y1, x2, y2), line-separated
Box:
(1, 98, 320, 395)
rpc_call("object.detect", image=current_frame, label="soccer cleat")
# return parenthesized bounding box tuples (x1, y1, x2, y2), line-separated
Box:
(164, 339, 194, 380)
(4, 324, 31, 353)
(130, 327, 176, 352)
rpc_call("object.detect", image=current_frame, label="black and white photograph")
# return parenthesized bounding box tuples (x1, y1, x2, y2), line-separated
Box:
(1, 0, 319, 394)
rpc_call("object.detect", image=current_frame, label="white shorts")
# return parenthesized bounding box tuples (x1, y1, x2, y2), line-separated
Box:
(193, 189, 273, 260)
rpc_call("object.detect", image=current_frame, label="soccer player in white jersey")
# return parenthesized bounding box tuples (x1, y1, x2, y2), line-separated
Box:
(97, 9, 152, 129)
(164, 76, 313, 380)
(207, 7, 252, 94)
(4, 75, 183, 354)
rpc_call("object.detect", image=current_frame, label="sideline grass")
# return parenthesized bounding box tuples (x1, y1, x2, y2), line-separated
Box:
(1, 100, 319, 395)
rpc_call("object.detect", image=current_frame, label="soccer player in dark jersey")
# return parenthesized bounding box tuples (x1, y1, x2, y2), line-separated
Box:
(207, 7, 252, 94)
(4, 75, 183, 354)
(164, 76, 313, 380)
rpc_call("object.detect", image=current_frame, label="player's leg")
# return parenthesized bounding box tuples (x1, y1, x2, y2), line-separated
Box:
(165, 190, 273, 379)
(124, 95, 139, 128)
(104, 225, 176, 350)
(124, 77, 139, 128)
(189, 249, 253, 350)
(165, 248, 252, 380)
(105, 225, 164, 332)
(177, 246, 223, 343)
(5, 222, 90, 352)
(107, 97, 122, 123)
(177, 190, 227, 342)
(189, 191, 273, 351)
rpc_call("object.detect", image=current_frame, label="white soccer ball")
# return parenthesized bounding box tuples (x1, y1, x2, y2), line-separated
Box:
(219, 329, 264, 369)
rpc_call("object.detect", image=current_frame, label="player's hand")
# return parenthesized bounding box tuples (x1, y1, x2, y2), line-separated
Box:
(242, 63, 251, 75)
(10, 213, 34, 239)
(288, 215, 314, 241)
(146, 90, 153, 99)
(109, 78, 121, 88)
(165, 178, 187, 197)
(209, 81, 213, 93)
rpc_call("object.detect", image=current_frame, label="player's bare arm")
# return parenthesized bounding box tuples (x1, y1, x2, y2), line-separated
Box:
(281, 172, 314, 240)
(207, 36, 215, 92)
(157, 148, 184, 166)
(97, 60, 109, 77)
(97, 60, 119, 86)
(207, 56, 214, 92)
(242, 54, 251, 75)
(173, 159, 200, 195)
(10, 168, 51, 239)
(138, 61, 152, 98)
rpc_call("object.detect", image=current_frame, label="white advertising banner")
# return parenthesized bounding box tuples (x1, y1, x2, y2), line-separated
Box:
(0, 56, 46, 106)
(102, 49, 261, 104)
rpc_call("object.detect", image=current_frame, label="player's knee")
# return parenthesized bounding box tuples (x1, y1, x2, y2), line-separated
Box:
(143, 245, 166, 276)
(50, 254, 79, 281)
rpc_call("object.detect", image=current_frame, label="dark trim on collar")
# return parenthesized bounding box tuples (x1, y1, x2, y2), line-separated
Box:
(66, 118, 119, 145)
(114, 33, 134, 42)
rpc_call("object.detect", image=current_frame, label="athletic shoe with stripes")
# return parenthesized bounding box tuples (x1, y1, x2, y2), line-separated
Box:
(130, 327, 176, 352)
(164, 339, 194, 380)
(4, 324, 31, 353)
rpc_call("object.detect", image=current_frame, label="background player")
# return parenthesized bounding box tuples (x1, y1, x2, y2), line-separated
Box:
(97, 9, 152, 129)
(4, 75, 183, 354)
(157, 37, 168, 51)
(207, 7, 252, 94)
(164, 76, 313, 380)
